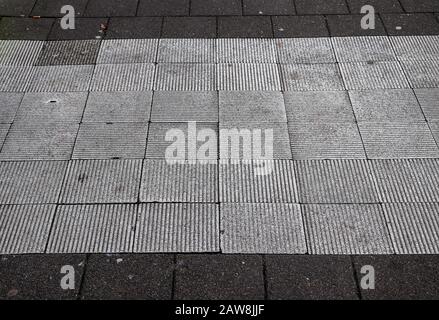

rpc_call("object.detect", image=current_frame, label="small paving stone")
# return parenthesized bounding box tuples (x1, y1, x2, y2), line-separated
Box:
(97, 39, 158, 64)
(399, 0, 439, 13)
(243, 0, 295, 15)
(0, 0, 35, 16)
(157, 39, 216, 63)
(190, 0, 242, 16)
(390, 35, 439, 61)
(0, 93, 23, 123)
(137, 0, 190, 16)
(36, 40, 101, 65)
(84, 0, 138, 17)
(60, 159, 142, 204)
(80, 254, 173, 300)
(332, 36, 396, 62)
(346, 0, 403, 13)
(217, 38, 276, 63)
(218, 64, 281, 91)
(162, 17, 216, 38)
(31, 0, 88, 17)
(221, 203, 306, 254)
(417, 89, 439, 122)
(274, 38, 336, 63)
(401, 60, 439, 88)
(218, 16, 273, 38)
(0, 18, 54, 40)
(295, 0, 348, 14)
(381, 13, 439, 36)
(273, 15, 329, 37)
(135, 203, 220, 252)
(0, 66, 34, 92)
(304, 204, 394, 254)
(106, 17, 162, 39)
(0, 40, 44, 66)
(326, 15, 387, 37)
(47, 204, 136, 253)
(280, 64, 345, 91)
(174, 255, 264, 300)
(155, 63, 216, 91)
(48, 18, 108, 40)
(83, 91, 152, 123)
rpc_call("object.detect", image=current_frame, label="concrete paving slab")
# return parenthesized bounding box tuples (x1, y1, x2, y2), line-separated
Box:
(349, 89, 425, 122)
(0, 123, 78, 160)
(0, 41, 44, 66)
(296, 0, 348, 14)
(273, 15, 329, 37)
(155, 63, 216, 91)
(217, 39, 276, 63)
(151, 91, 218, 122)
(326, 14, 387, 37)
(0, 161, 67, 204)
(243, 0, 295, 15)
(72, 123, 148, 159)
(219, 160, 298, 202)
(0, 17, 54, 40)
(138, 0, 190, 16)
(381, 13, 439, 36)
(280, 64, 344, 91)
(304, 204, 394, 254)
(162, 17, 216, 38)
(371, 159, 439, 202)
(97, 39, 158, 64)
(218, 16, 273, 38)
(48, 17, 108, 40)
(191, 0, 242, 16)
(332, 36, 396, 62)
(31, 0, 88, 17)
(289, 122, 366, 159)
(431, 122, 439, 142)
(339, 61, 409, 90)
(135, 203, 220, 252)
(0, 0, 35, 16)
(218, 63, 281, 91)
(295, 160, 380, 203)
(0, 93, 22, 124)
(0, 124, 9, 147)
(84, 0, 138, 17)
(60, 159, 142, 204)
(358, 122, 439, 158)
(347, 0, 403, 13)
(390, 35, 439, 61)
(158, 39, 216, 63)
(274, 38, 335, 64)
(0, 205, 55, 254)
(415, 88, 439, 121)
(140, 160, 218, 202)
(47, 204, 136, 253)
(0, 66, 33, 92)
(221, 203, 306, 254)
(401, 60, 439, 88)
(36, 40, 101, 66)
(105, 17, 162, 39)
(399, 0, 439, 12)
(383, 203, 439, 254)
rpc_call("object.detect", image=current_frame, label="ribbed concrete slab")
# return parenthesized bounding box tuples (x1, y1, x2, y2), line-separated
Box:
(284, 91, 355, 122)
(415, 88, 439, 121)
(151, 91, 218, 122)
(220, 122, 292, 159)
(0, 124, 9, 147)
(47, 204, 136, 253)
(219, 91, 286, 123)
(289, 122, 366, 159)
(280, 64, 344, 91)
(295, 160, 379, 203)
(60, 160, 142, 204)
(221, 203, 306, 254)
(72, 123, 148, 159)
(14, 92, 87, 124)
(217, 39, 276, 63)
(141, 160, 218, 202)
(97, 39, 158, 64)
(339, 61, 409, 90)
(27, 65, 94, 92)
(431, 122, 439, 142)
(275, 38, 335, 64)
(83, 91, 152, 123)
(219, 160, 298, 203)
(349, 89, 425, 122)
(0, 161, 67, 204)
(0, 66, 33, 92)
(135, 203, 220, 252)
(91, 63, 155, 91)
(36, 40, 101, 65)
(158, 39, 216, 63)
(145, 122, 218, 159)
(218, 63, 281, 91)
(390, 35, 439, 61)
(0, 92, 22, 123)
(155, 63, 216, 91)
(332, 36, 396, 62)
(0, 205, 56, 254)
(0, 40, 44, 66)
(0, 123, 78, 160)
(401, 60, 439, 88)
(303, 204, 393, 254)
(358, 122, 439, 158)
(371, 159, 439, 203)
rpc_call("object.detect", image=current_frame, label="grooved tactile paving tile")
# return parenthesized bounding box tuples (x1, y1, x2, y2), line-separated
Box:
(431, 122, 439, 142)
(221, 203, 306, 254)
(274, 38, 335, 64)
(0, 205, 56, 254)
(0, 124, 9, 147)
(60, 160, 142, 204)
(155, 63, 216, 91)
(339, 61, 409, 90)
(141, 160, 218, 203)
(280, 64, 344, 91)
(0, 93, 23, 124)
(390, 36, 439, 61)
(217, 39, 276, 63)
(0, 161, 67, 204)
(303, 204, 394, 254)
(47, 204, 136, 253)
(332, 36, 396, 62)
(0, 66, 33, 92)
(72, 123, 148, 159)
(415, 88, 439, 121)
(289, 122, 366, 159)
(28, 65, 94, 92)
(157, 39, 216, 63)
(218, 64, 281, 91)
(295, 160, 379, 203)
(383, 203, 439, 254)
(0, 123, 79, 160)
(401, 60, 439, 88)
(97, 39, 158, 64)
(91, 63, 155, 91)
(0, 40, 44, 66)
(371, 159, 439, 203)
(36, 40, 101, 66)
(135, 203, 220, 253)
(219, 160, 298, 203)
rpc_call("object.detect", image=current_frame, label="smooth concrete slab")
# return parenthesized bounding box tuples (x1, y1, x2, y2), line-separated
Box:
(0, 66, 33, 92)
(158, 39, 216, 63)
(332, 36, 396, 62)
(0, 40, 44, 66)
(274, 38, 336, 63)
(97, 39, 158, 64)
(155, 63, 217, 91)
(47, 204, 136, 253)
(415, 88, 439, 121)
(390, 35, 439, 61)
(401, 60, 439, 88)
(60, 159, 142, 204)
(303, 204, 394, 254)
(36, 40, 101, 65)
(218, 63, 281, 91)
(135, 203, 220, 252)
(221, 203, 306, 254)
(217, 38, 276, 63)
(28, 65, 93, 92)
(0, 93, 22, 123)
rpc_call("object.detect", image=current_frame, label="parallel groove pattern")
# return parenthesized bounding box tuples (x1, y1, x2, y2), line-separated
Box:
(390, 35, 439, 61)
(401, 60, 439, 88)
(97, 39, 158, 64)
(415, 88, 439, 121)
(158, 39, 216, 63)
(154, 63, 216, 91)
(332, 36, 396, 62)
(0, 40, 44, 66)
(275, 38, 336, 63)
(218, 63, 281, 91)
(36, 40, 101, 65)
(217, 39, 276, 63)
(0, 124, 9, 147)
(0, 66, 33, 92)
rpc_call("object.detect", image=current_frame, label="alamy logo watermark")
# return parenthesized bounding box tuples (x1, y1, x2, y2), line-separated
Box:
(361, 5, 375, 30)
(60, 5, 75, 30)
(60, 265, 75, 290)
(360, 265, 375, 290)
